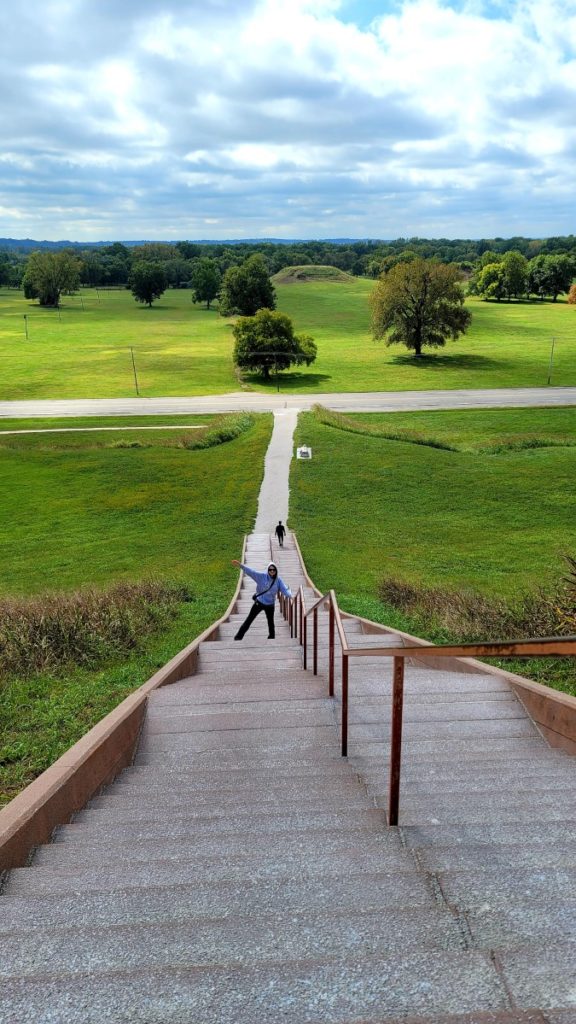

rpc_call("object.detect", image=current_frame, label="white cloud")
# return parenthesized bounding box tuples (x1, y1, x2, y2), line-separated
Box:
(0, 0, 574, 239)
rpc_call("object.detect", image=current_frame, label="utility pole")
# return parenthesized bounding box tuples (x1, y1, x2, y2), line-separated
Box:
(130, 347, 140, 396)
(547, 337, 556, 386)
(23, 315, 28, 339)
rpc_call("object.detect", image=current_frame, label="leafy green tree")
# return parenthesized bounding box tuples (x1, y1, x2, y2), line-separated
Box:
(545, 254, 574, 301)
(22, 250, 81, 307)
(129, 261, 167, 307)
(220, 254, 276, 316)
(501, 250, 528, 300)
(476, 262, 507, 302)
(190, 257, 221, 308)
(233, 309, 316, 379)
(370, 258, 471, 358)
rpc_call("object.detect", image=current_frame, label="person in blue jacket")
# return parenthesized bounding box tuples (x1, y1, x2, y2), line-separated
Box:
(231, 559, 292, 640)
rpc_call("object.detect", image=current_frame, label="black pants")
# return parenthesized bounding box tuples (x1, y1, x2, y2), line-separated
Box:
(235, 600, 275, 639)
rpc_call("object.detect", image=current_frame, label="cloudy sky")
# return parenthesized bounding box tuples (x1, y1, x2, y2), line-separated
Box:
(1, 0, 575, 242)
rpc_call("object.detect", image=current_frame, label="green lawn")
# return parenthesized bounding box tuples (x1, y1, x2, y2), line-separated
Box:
(0, 414, 272, 804)
(290, 407, 576, 693)
(1, 283, 574, 399)
(292, 407, 576, 599)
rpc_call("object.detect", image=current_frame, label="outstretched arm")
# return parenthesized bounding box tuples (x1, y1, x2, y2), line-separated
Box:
(231, 560, 259, 583)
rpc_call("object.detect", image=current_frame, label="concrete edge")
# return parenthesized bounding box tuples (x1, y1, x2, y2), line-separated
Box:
(0, 537, 248, 873)
(291, 533, 576, 756)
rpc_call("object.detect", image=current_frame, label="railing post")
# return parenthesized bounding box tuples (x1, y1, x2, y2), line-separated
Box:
(313, 607, 318, 675)
(329, 599, 335, 697)
(388, 656, 405, 827)
(341, 653, 348, 756)
(303, 612, 307, 669)
(299, 592, 303, 645)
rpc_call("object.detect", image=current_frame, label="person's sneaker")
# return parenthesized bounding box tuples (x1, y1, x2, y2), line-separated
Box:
(267, 635, 275, 640)
(234, 635, 242, 641)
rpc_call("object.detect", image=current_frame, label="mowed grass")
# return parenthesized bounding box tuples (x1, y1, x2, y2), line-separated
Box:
(290, 407, 576, 639)
(291, 407, 576, 693)
(0, 288, 238, 399)
(0, 414, 272, 803)
(276, 281, 576, 392)
(1, 281, 575, 399)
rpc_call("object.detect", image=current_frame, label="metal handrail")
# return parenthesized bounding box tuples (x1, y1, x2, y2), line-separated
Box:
(282, 587, 576, 827)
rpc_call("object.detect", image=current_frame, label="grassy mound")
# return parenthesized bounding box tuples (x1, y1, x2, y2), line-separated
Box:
(271, 265, 354, 284)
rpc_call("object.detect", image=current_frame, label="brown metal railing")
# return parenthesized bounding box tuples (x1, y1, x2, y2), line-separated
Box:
(280, 588, 576, 827)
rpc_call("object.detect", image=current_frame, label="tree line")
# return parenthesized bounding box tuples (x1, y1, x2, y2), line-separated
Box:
(3, 234, 576, 291)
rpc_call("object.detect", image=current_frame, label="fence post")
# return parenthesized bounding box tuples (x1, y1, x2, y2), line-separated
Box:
(341, 653, 349, 756)
(388, 656, 405, 827)
(303, 612, 308, 669)
(313, 607, 318, 675)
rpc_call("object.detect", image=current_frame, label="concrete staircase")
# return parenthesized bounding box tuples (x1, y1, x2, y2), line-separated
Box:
(0, 532, 575, 1022)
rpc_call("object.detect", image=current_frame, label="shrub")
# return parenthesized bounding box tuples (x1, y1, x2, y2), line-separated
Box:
(179, 413, 254, 450)
(568, 283, 576, 305)
(312, 405, 458, 451)
(378, 576, 566, 642)
(0, 581, 192, 678)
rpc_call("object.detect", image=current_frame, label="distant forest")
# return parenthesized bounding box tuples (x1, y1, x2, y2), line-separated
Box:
(1, 234, 576, 289)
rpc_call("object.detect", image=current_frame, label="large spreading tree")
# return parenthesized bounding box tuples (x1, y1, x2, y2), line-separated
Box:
(233, 309, 316, 379)
(129, 261, 167, 307)
(219, 254, 276, 316)
(371, 258, 471, 357)
(22, 250, 81, 307)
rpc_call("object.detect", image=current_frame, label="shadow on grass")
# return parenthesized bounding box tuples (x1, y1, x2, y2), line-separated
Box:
(242, 372, 332, 389)
(390, 352, 515, 371)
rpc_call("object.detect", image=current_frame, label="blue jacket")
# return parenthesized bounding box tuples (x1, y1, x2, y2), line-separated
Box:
(239, 563, 292, 605)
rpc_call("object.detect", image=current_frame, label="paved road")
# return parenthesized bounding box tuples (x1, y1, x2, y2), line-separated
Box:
(1, 387, 576, 418)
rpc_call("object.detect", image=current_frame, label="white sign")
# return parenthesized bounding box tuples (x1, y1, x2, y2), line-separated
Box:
(296, 446, 312, 459)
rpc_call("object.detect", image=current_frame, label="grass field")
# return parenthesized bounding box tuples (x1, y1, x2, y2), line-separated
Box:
(0, 414, 272, 803)
(1, 281, 574, 399)
(290, 407, 576, 691)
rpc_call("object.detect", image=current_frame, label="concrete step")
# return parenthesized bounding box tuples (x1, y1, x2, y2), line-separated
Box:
(32, 830, 407, 869)
(55, 808, 389, 844)
(415, 840, 576, 873)
(402, 821, 576, 849)
(3, 851, 427, 896)
(142, 706, 336, 734)
(120, 760, 356, 779)
(137, 725, 338, 754)
(74, 794, 376, 825)
(374, 789, 576, 826)
(133, 748, 346, 767)
(438, 866, 576, 910)
(467, 899, 576, 949)
(363, 766, 575, 796)
(0, 951, 509, 1022)
(0, 906, 464, 980)
(88, 787, 371, 812)
(0, 870, 435, 933)
(108, 774, 362, 795)
(348, 699, 527, 724)
(349, 737, 552, 761)
(147, 681, 329, 703)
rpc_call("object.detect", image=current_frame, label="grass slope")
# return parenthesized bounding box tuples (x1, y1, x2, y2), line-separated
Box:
(1, 283, 575, 399)
(0, 414, 272, 804)
(290, 407, 576, 691)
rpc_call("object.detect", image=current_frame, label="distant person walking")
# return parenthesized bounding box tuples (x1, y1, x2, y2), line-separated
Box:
(275, 520, 286, 547)
(231, 559, 291, 640)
